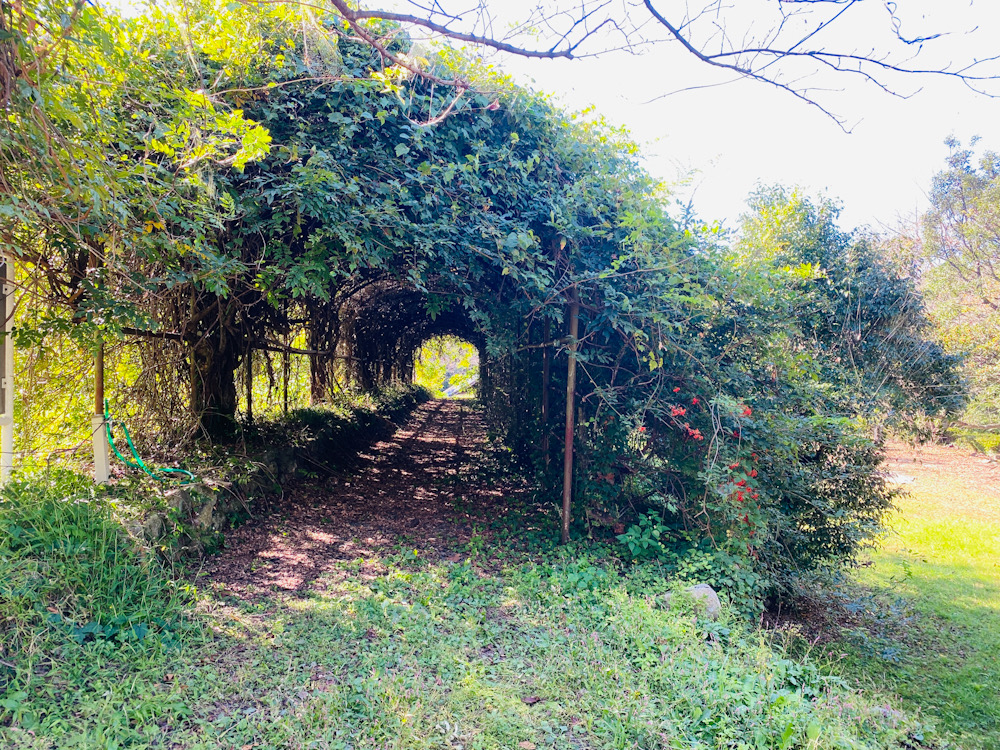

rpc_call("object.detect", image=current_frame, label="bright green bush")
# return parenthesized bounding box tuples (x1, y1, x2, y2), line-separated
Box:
(953, 428, 1000, 455)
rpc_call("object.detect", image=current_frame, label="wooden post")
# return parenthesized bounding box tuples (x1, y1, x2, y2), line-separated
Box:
(245, 348, 253, 423)
(310, 350, 319, 405)
(83, 244, 109, 484)
(541, 318, 551, 466)
(561, 287, 580, 545)
(92, 342, 109, 484)
(282, 341, 290, 415)
(0, 257, 13, 483)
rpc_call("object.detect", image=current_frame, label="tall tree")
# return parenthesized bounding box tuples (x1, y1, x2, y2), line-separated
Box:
(737, 187, 964, 426)
(920, 139, 1000, 425)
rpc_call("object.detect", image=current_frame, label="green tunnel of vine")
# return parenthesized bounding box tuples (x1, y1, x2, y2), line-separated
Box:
(0, 0, 965, 602)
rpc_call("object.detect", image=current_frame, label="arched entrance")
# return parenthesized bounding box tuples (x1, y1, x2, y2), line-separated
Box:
(413, 335, 479, 398)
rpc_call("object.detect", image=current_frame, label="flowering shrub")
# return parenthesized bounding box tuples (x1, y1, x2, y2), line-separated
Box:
(570, 191, 955, 603)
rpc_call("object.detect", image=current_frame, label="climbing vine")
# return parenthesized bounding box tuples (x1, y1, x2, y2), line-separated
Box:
(0, 0, 964, 597)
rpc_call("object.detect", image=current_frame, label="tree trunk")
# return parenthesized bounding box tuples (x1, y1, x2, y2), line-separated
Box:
(190, 333, 241, 438)
(245, 348, 254, 423)
(308, 305, 335, 404)
(310, 351, 329, 404)
(282, 343, 290, 415)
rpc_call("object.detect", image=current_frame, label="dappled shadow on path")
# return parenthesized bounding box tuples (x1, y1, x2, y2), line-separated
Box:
(196, 400, 523, 598)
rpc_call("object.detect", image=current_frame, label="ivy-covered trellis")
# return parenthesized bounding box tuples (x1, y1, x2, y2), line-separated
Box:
(1, 0, 964, 599)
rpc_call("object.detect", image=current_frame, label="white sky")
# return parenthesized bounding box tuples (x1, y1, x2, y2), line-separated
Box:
(505, 59, 996, 232)
(482, 2, 1000, 233)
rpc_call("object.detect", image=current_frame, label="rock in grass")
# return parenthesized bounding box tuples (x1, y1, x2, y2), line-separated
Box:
(194, 496, 218, 530)
(165, 487, 193, 516)
(662, 583, 722, 620)
(142, 512, 165, 541)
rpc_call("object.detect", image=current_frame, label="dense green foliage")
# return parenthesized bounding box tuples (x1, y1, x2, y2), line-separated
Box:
(582, 189, 960, 601)
(0, 0, 962, 603)
(738, 189, 964, 426)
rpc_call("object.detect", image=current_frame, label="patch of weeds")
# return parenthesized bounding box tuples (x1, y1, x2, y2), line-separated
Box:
(0, 470, 195, 734)
(465, 531, 485, 558)
(0, 472, 190, 642)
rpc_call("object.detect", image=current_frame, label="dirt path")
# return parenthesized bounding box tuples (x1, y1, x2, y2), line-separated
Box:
(198, 399, 513, 597)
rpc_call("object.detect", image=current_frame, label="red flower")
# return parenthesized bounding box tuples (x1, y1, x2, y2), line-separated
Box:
(670, 406, 687, 417)
(736, 490, 745, 502)
(749, 468, 757, 478)
(742, 406, 752, 417)
(687, 427, 704, 441)
(691, 397, 700, 405)
(638, 426, 646, 432)
(728, 463, 739, 470)
(673, 387, 681, 393)
(736, 479, 747, 487)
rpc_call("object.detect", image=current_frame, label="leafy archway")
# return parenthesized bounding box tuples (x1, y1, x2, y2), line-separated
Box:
(1, 1, 964, 600)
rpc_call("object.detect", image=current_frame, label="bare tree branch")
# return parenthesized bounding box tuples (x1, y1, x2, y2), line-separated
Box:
(314, 0, 1000, 128)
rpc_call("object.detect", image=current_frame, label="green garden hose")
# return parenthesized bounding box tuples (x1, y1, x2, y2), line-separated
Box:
(104, 399, 197, 483)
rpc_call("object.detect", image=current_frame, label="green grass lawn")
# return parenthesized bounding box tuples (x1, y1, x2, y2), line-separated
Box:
(814, 444, 1000, 750)
(5, 443, 985, 750)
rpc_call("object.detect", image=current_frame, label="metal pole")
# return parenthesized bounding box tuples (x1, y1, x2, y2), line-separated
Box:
(0, 257, 13, 483)
(541, 318, 551, 466)
(561, 288, 580, 545)
(92, 342, 109, 484)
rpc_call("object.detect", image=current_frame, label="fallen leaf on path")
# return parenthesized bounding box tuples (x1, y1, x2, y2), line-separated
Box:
(518, 743, 536, 750)
(522, 695, 542, 705)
